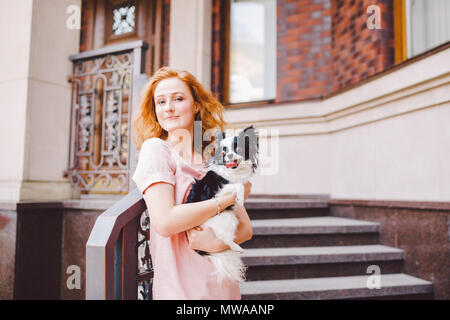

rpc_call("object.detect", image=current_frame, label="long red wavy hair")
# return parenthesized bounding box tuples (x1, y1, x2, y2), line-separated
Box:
(133, 66, 228, 153)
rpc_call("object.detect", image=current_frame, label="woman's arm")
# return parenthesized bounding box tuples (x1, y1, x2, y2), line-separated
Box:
(143, 182, 237, 237)
(186, 203, 253, 253)
(186, 181, 253, 253)
(233, 204, 253, 244)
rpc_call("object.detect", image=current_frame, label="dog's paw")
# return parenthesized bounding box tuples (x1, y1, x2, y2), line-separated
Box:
(219, 183, 235, 195)
(219, 183, 244, 205)
(228, 241, 244, 253)
(226, 183, 244, 205)
(236, 184, 245, 205)
(229, 183, 245, 206)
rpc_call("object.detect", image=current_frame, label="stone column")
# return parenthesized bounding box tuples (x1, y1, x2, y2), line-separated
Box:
(0, 0, 81, 202)
(169, 0, 212, 89)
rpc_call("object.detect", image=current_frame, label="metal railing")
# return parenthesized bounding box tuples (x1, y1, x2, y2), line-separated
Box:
(85, 188, 154, 300)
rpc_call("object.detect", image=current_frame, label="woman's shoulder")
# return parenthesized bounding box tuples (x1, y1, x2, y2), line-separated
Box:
(139, 137, 174, 161)
(142, 137, 170, 148)
(141, 137, 173, 153)
(132, 138, 177, 192)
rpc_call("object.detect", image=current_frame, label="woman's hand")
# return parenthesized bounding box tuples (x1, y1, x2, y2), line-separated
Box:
(186, 226, 228, 253)
(186, 204, 253, 254)
(244, 181, 252, 200)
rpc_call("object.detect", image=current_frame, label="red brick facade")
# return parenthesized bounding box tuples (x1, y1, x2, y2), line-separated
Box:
(331, 0, 394, 92)
(211, 0, 396, 104)
(277, 0, 333, 102)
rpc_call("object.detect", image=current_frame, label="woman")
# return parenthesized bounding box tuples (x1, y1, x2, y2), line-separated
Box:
(132, 66, 253, 300)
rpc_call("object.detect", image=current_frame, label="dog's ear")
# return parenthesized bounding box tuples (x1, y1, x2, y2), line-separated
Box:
(240, 125, 258, 142)
(243, 126, 259, 172)
(238, 125, 258, 160)
(239, 125, 255, 138)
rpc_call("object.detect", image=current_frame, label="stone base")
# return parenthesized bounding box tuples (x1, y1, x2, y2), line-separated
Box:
(0, 202, 64, 299)
(330, 199, 450, 300)
(0, 209, 17, 299)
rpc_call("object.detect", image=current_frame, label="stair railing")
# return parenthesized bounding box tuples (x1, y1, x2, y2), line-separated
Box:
(85, 188, 154, 299)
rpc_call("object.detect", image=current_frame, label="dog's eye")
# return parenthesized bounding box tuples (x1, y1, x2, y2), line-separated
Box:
(223, 146, 227, 152)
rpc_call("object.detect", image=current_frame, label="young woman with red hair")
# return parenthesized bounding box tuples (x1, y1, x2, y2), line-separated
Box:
(132, 66, 252, 300)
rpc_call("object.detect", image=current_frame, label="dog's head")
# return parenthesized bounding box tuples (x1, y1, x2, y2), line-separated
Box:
(210, 125, 259, 175)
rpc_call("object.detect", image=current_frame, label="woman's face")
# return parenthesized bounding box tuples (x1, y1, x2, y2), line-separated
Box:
(154, 77, 199, 136)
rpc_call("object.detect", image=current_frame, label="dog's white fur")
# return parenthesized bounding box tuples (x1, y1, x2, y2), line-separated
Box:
(199, 135, 257, 285)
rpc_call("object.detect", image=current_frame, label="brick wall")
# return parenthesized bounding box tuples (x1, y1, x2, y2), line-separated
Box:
(277, 0, 333, 102)
(331, 0, 394, 92)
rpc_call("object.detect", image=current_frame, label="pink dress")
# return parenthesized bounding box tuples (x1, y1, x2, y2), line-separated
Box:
(132, 137, 241, 300)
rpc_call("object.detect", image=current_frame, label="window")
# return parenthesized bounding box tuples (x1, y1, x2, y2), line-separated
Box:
(228, 0, 276, 104)
(405, 0, 450, 58)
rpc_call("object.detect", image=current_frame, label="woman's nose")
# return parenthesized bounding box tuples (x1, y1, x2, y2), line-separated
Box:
(164, 101, 175, 111)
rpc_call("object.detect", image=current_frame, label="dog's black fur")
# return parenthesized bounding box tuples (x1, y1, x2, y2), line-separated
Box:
(185, 171, 235, 256)
(185, 125, 258, 256)
(186, 171, 234, 210)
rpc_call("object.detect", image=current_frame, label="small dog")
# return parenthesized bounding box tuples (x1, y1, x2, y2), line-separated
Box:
(185, 125, 259, 285)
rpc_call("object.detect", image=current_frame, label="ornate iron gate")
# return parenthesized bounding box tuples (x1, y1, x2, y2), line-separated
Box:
(68, 41, 147, 194)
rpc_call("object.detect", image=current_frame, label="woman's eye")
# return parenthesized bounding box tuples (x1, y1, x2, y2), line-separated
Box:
(176, 97, 183, 101)
(157, 100, 165, 105)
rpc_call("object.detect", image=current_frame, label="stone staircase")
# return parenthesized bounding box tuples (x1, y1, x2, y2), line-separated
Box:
(239, 198, 434, 300)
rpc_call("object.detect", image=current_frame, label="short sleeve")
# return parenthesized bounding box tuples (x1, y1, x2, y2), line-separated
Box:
(132, 138, 176, 194)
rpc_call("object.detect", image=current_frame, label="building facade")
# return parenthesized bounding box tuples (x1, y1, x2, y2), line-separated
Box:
(0, 0, 449, 299)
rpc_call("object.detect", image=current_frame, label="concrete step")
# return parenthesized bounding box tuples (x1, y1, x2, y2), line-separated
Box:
(244, 199, 329, 220)
(242, 245, 404, 281)
(240, 273, 433, 300)
(243, 217, 380, 248)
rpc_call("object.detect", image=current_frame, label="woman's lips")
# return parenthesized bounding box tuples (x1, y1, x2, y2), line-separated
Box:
(166, 116, 179, 120)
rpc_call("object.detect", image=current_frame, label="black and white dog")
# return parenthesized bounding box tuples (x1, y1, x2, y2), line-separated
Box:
(186, 125, 259, 284)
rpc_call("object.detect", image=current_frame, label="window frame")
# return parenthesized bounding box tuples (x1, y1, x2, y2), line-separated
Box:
(223, 0, 277, 109)
(394, 0, 407, 64)
(396, 0, 450, 63)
